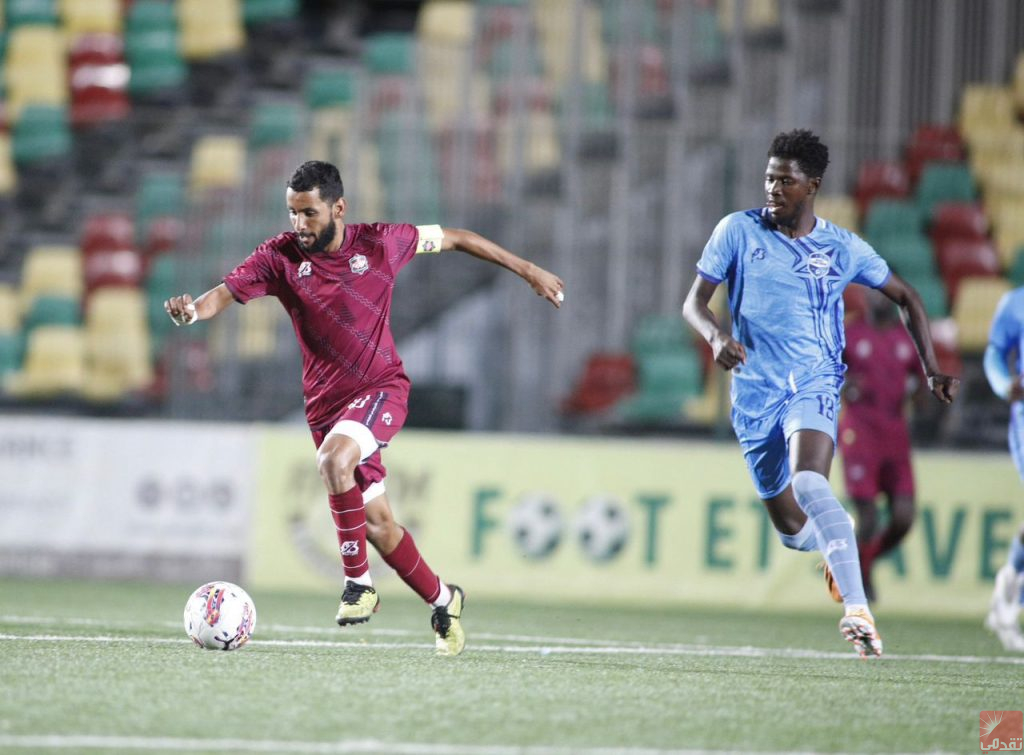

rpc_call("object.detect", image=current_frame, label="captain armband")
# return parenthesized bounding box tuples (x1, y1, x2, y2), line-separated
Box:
(414, 224, 444, 254)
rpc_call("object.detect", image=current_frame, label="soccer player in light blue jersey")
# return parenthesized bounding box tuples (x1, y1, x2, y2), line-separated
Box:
(682, 129, 959, 658)
(983, 286, 1024, 652)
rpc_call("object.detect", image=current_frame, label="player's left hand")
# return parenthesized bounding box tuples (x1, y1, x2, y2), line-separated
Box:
(927, 373, 959, 403)
(525, 264, 565, 308)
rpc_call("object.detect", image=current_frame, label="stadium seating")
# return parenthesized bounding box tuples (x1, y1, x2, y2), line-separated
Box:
(69, 34, 132, 127)
(934, 237, 1001, 305)
(928, 202, 989, 244)
(189, 134, 247, 192)
(125, 0, 188, 101)
(914, 162, 977, 219)
(862, 199, 924, 243)
(854, 160, 910, 218)
(5, 324, 87, 398)
(873, 234, 936, 279)
(814, 195, 858, 232)
(59, 0, 122, 38)
(178, 0, 246, 61)
(904, 124, 965, 185)
(18, 244, 83, 314)
(82, 285, 153, 401)
(12, 105, 72, 166)
(561, 352, 635, 415)
(616, 350, 703, 424)
(5, 25, 68, 122)
(7, 0, 58, 27)
(952, 275, 1011, 352)
(243, 0, 299, 25)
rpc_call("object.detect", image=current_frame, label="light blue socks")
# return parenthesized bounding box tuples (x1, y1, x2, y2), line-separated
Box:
(1010, 533, 1024, 605)
(777, 518, 817, 552)
(791, 470, 867, 608)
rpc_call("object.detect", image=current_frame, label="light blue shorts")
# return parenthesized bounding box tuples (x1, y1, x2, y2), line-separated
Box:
(732, 376, 842, 500)
(1009, 401, 1024, 483)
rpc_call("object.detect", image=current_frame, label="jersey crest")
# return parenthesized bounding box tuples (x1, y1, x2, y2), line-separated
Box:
(349, 254, 369, 275)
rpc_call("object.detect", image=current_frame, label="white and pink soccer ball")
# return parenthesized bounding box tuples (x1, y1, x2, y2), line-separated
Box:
(183, 581, 257, 651)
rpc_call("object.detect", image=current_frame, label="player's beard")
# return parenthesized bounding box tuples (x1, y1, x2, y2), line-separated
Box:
(302, 221, 337, 254)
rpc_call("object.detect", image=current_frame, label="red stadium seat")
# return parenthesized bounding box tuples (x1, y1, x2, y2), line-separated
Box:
(562, 352, 636, 415)
(69, 34, 131, 127)
(69, 33, 125, 68)
(83, 248, 145, 294)
(905, 124, 966, 186)
(81, 213, 135, 256)
(141, 216, 185, 258)
(934, 237, 1002, 304)
(929, 202, 989, 245)
(854, 160, 910, 218)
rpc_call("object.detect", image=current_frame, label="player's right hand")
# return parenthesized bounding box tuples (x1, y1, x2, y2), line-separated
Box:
(927, 373, 959, 403)
(165, 294, 198, 326)
(711, 331, 746, 371)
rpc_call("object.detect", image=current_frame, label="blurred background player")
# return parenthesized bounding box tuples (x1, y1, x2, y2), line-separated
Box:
(166, 160, 565, 656)
(983, 285, 1024, 652)
(838, 286, 923, 603)
(682, 129, 959, 659)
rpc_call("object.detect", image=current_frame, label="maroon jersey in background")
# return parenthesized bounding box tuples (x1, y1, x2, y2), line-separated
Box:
(223, 223, 418, 430)
(839, 318, 921, 499)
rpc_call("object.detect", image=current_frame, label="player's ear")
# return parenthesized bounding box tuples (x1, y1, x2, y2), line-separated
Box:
(333, 197, 347, 220)
(809, 177, 822, 195)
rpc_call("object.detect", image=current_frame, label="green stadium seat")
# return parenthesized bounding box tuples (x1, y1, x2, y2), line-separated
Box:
(1008, 247, 1024, 286)
(136, 172, 186, 237)
(0, 331, 23, 379)
(249, 102, 303, 150)
(915, 162, 977, 219)
(363, 33, 416, 76)
(12, 105, 71, 165)
(616, 350, 703, 423)
(243, 0, 299, 24)
(305, 68, 357, 110)
(863, 199, 925, 244)
(125, 31, 188, 97)
(126, 0, 177, 32)
(23, 294, 81, 332)
(904, 271, 948, 319)
(631, 314, 687, 356)
(874, 234, 937, 279)
(6, 0, 58, 27)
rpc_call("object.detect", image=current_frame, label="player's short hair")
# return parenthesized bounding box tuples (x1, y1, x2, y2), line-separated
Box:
(767, 129, 829, 179)
(288, 160, 345, 204)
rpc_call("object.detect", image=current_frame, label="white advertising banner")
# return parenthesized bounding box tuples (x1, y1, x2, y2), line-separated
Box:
(0, 416, 256, 581)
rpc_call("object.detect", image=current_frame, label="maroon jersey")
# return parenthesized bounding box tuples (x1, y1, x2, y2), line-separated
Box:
(841, 319, 919, 428)
(223, 223, 419, 429)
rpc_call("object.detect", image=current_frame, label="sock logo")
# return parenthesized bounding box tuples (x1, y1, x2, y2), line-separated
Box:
(980, 710, 1022, 751)
(340, 541, 360, 556)
(824, 538, 848, 557)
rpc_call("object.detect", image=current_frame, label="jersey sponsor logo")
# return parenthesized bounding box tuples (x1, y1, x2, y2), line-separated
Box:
(348, 394, 372, 409)
(349, 254, 369, 275)
(807, 251, 832, 279)
(340, 541, 360, 556)
(297, 261, 312, 277)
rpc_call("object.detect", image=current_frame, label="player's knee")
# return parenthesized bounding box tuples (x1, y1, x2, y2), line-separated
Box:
(315, 444, 359, 489)
(791, 470, 830, 499)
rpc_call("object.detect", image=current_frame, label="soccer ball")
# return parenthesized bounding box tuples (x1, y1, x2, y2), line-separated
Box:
(506, 493, 564, 559)
(183, 581, 257, 651)
(574, 495, 630, 562)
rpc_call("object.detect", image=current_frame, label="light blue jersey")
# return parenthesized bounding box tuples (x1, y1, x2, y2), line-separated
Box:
(988, 287, 1024, 481)
(697, 208, 891, 498)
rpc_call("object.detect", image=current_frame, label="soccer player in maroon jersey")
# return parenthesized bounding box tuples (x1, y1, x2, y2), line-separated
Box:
(838, 286, 922, 603)
(165, 160, 565, 656)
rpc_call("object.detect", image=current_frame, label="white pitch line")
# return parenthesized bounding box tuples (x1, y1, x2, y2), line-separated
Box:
(0, 734, 929, 755)
(0, 630, 1022, 666)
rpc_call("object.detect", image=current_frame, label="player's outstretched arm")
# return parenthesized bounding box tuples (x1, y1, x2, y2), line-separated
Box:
(164, 283, 236, 326)
(878, 274, 959, 403)
(440, 227, 564, 308)
(682, 275, 746, 371)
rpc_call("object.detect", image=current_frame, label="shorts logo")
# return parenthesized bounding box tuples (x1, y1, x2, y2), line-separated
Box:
(823, 538, 848, 557)
(382, 412, 392, 426)
(340, 541, 360, 556)
(348, 394, 372, 409)
(297, 261, 312, 277)
(980, 711, 1022, 751)
(349, 254, 369, 275)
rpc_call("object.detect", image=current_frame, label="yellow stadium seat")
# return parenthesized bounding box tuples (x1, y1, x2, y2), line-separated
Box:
(189, 135, 247, 192)
(0, 134, 16, 195)
(992, 201, 1024, 267)
(953, 275, 1011, 352)
(178, 0, 245, 60)
(719, 0, 782, 33)
(237, 296, 279, 360)
(82, 286, 152, 401)
(5, 26, 67, 121)
(959, 84, 1016, 138)
(815, 195, 859, 233)
(19, 245, 83, 313)
(59, 0, 121, 37)
(1013, 51, 1024, 115)
(531, 0, 606, 88)
(0, 283, 19, 332)
(417, 0, 474, 44)
(5, 324, 86, 397)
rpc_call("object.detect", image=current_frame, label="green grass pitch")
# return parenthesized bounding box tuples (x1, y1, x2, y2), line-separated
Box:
(0, 578, 1019, 754)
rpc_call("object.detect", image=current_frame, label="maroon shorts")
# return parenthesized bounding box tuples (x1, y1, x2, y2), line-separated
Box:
(310, 389, 408, 493)
(838, 418, 915, 501)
